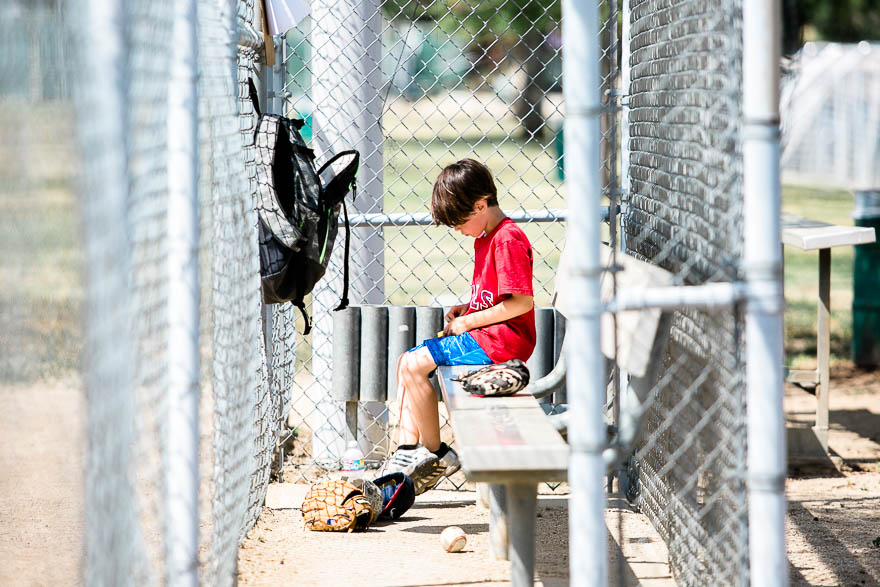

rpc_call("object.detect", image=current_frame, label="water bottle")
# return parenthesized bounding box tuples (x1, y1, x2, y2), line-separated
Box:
(342, 440, 365, 473)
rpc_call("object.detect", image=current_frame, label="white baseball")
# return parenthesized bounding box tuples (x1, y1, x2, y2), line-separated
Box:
(440, 526, 467, 553)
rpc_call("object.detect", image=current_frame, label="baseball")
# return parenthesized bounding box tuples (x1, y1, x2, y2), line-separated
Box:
(440, 526, 467, 553)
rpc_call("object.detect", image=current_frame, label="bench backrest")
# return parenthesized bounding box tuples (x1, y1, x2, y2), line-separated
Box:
(552, 243, 674, 378)
(332, 304, 564, 403)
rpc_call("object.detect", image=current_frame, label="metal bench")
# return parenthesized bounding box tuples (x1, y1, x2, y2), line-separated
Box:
(781, 213, 876, 460)
(436, 366, 567, 587)
(435, 243, 674, 587)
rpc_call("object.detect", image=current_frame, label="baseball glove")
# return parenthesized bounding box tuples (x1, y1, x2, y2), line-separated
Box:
(301, 479, 375, 532)
(347, 478, 384, 525)
(453, 359, 530, 397)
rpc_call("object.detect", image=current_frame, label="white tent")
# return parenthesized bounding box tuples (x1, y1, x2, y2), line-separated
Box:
(781, 41, 880, 190)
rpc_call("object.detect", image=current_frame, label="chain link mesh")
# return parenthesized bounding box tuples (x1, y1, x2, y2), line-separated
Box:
(5, 0, 753, 582)
(273, 0, 614, 489)
(198, 0, 274, 583)
(622, 1, 748, 584)
(62, 0, 282, 584)
(780, 41, 880, 190)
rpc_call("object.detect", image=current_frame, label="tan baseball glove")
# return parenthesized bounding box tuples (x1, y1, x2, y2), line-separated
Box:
(301, 479, 375, 532)
(453, 359, 531, 397)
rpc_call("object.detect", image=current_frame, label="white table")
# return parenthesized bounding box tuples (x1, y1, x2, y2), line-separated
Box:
(781, 213, 876, 455)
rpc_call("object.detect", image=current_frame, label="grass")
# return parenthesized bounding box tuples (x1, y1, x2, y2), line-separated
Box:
(1, 102, 82, 382)
(782, 184, 859, 367)
(381, 98, 566, 308)
(5, 97, 860, 379)
(0, 187, 82, 382)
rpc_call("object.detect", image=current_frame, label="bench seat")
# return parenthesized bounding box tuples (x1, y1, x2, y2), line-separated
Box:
(781, 212, 875, 250)
(437, 365, 567, 587)
(438, 365, 568, 483)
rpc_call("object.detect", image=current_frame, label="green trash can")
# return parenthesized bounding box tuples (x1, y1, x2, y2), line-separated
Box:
(852, 190, 880, 367)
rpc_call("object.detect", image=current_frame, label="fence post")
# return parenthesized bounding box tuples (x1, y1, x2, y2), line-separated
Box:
(166, 0, 200, 583)
(79, 0, 137, 583)
(310, 0, 386, 465)
(563, 0, 606, 585)
(743, 0, 787, 585)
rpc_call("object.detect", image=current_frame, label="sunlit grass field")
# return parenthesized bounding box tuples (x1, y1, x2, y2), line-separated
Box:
(0, 103, 81, 383)
(380, 91, 566, 308)
(5, 99, 863, 380)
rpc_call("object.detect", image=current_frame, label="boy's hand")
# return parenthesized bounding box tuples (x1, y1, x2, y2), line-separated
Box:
(445, 294, 533, 336)
(443, 316, 470, 336)
(444, 303, 469, 323)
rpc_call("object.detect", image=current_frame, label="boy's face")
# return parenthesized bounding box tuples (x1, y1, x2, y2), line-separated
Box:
(453, 199, 489, 238)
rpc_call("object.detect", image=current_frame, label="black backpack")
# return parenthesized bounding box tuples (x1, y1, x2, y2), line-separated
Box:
(249, 79, 359, 334)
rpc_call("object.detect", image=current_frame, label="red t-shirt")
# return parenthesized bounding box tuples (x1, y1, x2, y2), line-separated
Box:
(467, 217, 536, 363)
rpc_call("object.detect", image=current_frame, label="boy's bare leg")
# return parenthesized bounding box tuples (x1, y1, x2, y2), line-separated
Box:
(396, 347, 441, 452)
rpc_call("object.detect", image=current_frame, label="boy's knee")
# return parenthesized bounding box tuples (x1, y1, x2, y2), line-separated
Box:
(397, 352, 413, 377)
(398, 348, 433, 379)
(398, 351, 418, 377)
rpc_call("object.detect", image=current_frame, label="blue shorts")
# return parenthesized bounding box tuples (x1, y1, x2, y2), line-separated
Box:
(410, 332, 493, 367)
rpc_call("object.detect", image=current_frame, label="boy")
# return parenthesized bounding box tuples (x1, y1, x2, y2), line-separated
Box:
(384, 159, 536, 494)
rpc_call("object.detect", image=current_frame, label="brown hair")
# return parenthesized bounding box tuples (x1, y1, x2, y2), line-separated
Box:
(430, 159, 498, 227)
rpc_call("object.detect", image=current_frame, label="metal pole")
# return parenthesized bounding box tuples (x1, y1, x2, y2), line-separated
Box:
(815, 248, 830, 450)
(79, 0, 136, 583)
(507, 483, 538, 587)
(488, 484, 509, 561)
(269, 37, 284, 114)
(619, 0, 631, 253)
(166, 0, 199, 583)
(562, 0, 606, 585)
(606, 282, 746, 312)
(743, 0, 787, 585)
(310, 0, 385, 464)
(312, 0, 386, 296)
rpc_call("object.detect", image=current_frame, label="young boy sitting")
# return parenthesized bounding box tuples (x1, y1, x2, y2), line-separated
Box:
(384, 158, 536, 494)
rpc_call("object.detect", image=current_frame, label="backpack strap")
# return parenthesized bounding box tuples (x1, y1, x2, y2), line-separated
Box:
(317, 150, 359, 207)
(248, 78, 261, 117)
(254, 115, 306, 250)
(294, 300, 312, 335)
(333, 197, 351, 313)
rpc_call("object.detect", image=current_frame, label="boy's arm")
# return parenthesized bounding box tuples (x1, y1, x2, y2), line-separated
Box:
(444, 303, 470, 323)
(443, 294, 534, 336)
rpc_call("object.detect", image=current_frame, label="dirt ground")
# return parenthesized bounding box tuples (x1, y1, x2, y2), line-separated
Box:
(238, 363, 880, 586)
(0, 364, 877, 586)
(784, 363, 880, 586)
(0, 377, 85, 586)
(238, 485, 672, 587)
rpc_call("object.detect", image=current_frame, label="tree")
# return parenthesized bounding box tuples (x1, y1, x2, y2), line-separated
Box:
(470, 0, 561, 140)
(783, 0, 880, 55)
(384, 0, 561, 140)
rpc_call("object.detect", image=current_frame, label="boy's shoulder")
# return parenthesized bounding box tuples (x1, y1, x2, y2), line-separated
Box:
(494, 218, 532, 246)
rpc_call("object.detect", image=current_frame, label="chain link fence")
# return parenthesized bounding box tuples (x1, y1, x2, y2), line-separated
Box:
(4, 0, 756, 583)
(0, 0, 287, 585)
(781, 41, 880, 190)
(275, 0, 623, 493)
(621, 0, 749, 584)
(273, 5, 751, 584)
